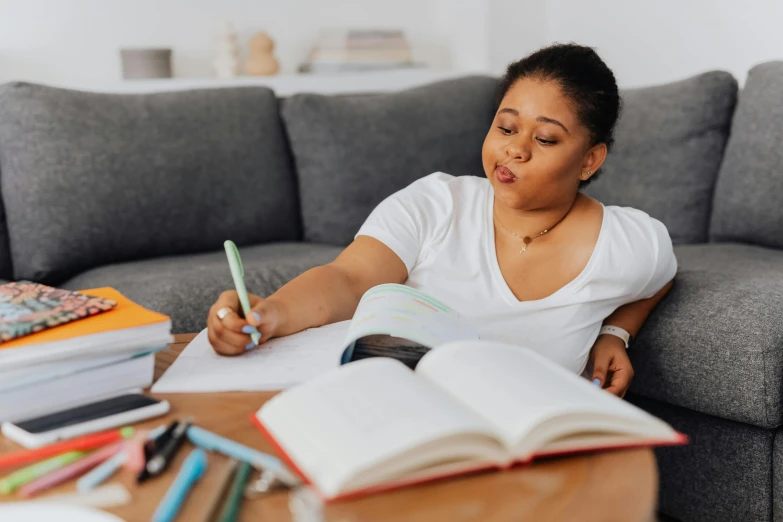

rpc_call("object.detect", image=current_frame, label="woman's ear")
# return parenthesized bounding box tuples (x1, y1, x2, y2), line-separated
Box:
(580, 142, 608, 182)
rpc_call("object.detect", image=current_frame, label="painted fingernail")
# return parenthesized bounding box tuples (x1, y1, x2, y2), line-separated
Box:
(242, 325, 258, 334)
(593, 378, 601, 387)
(245, 342, 255, 350)
(252, 312, 262, 322)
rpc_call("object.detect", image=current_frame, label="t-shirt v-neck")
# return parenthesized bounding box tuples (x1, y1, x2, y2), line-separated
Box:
(483, 184, 608, 308)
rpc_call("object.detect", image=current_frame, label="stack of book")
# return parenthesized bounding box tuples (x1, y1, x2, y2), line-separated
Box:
(299, 29, 415, 74)
(0, 282, 172, 422)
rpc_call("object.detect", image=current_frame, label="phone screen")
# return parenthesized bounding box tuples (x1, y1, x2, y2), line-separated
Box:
(14, 394, 161, 434)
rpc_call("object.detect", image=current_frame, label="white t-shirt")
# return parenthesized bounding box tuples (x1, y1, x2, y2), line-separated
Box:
(356, 172, 677, 376)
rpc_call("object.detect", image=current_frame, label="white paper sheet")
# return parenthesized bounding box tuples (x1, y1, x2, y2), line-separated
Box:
(151, 321, 352, 393)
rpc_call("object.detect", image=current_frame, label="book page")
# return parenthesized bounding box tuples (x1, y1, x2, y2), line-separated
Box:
(342, 284, 478, 352)
(416, 340, 679, 456)
(257, 358, 505, 498)
(151, 322, 350, 393)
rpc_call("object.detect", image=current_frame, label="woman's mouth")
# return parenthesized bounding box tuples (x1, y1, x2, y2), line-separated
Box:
(495, 165, 517, 184)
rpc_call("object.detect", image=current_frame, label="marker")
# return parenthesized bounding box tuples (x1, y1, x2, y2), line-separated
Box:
(224, 240, 261, 346)
(18, 442, 123, 497)
(187, 425, 298, 486)
(78, 425, 166, 492)
(218, 460, 251, 522)
(138, 421, 179, 483)
(151, 449, 207, 522)
(199, 459, 238, 522)
(146, 419, 191, 478)
(0, 427, 134, 471)
(0, 451, 86, 494)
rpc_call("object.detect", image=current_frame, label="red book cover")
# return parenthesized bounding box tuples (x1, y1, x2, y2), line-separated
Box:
(250, 412, 688, 503)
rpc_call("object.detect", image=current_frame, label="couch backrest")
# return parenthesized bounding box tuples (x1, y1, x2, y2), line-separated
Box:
(0, 82, 301, 284)
(583, 71, 738, 244)
(0, 162, 13, 281)
(280, 76, 499, 245)
(710, 61, 783, 248)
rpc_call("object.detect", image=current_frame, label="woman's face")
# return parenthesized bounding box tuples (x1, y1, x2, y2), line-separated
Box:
(482, 77, 600, 209)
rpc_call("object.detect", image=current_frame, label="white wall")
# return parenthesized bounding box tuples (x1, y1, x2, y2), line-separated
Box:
(1, 0, 781, 89)
(545, 0, 783, 87)
(0, 0, 450, 86)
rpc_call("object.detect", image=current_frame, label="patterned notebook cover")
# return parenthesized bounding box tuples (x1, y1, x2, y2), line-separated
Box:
(0, 281, 117, 343)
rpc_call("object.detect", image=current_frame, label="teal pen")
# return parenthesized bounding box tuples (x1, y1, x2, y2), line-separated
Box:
(187, 425, 299, 486)
(151, 449, 207, 522)
(224, 240, 261, 347)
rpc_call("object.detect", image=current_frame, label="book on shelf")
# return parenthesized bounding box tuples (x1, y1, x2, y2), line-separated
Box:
(300, 28, 414, 74)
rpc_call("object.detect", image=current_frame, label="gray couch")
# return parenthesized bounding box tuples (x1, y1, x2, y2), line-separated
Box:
(0, 61, 781, 522)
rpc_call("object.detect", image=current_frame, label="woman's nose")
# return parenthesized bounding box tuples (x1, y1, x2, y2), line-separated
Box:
(505, 141, 531, 162)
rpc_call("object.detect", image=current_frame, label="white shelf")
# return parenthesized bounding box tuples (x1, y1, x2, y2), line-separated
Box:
(60, 69, 471, 96)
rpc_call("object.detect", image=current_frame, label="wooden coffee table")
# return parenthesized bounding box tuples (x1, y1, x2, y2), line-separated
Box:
(0, 333, 659, 521)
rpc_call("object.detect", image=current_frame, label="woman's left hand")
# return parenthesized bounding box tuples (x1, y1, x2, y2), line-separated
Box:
(590, 335, 634, 398)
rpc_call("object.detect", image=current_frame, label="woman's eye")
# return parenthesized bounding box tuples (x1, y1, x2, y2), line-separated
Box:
(537, 138, 556, 145)
(497, 126, 513, 135)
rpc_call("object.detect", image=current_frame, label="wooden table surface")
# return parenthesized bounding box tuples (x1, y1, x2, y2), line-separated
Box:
(0, 333, 659, 522)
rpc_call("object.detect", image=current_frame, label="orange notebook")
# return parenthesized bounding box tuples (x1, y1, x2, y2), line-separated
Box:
(0, 287, 168, 351)
(253, 341, 687, 502)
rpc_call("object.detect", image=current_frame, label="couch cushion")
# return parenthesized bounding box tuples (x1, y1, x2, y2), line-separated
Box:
(281, 76, 498, 245)
(0, 82, 301, 284)
(61, 242, 342, 334)
(583, 71, 737, 244)
(710, 61, 783, 248)
(630, 243, 783, 429)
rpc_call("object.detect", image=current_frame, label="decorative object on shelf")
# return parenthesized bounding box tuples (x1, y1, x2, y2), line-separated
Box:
(213, 21, 240, 79)
(120, 48, 172, 80)
(299, 29, 415, 74)
(245, 32, 279, 76)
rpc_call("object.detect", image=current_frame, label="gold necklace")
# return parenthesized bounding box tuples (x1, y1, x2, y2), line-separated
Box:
(494, 198, 577, 254)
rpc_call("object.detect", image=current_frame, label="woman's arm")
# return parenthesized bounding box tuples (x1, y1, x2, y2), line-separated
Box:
(591, 279, 675, 397)
(207, 236, 407, 355)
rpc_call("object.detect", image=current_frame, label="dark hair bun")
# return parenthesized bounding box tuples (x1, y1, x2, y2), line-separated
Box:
(497, 43, 622, 185)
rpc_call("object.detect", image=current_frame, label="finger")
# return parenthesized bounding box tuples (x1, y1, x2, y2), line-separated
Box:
(246, 296, 266, 327)
(209, 330, 245, 355)
(215, 290, 241, 311)
(591, 354, 611, 389)
(605, 368, 633, 398)
(207, 325, 250, 356)
(213, 306, 251, 334)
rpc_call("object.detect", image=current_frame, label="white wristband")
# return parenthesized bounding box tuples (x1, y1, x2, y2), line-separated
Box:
(599, 325, 633, 349)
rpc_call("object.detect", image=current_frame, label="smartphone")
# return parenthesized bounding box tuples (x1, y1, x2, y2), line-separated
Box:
(1, 393, 170, 448)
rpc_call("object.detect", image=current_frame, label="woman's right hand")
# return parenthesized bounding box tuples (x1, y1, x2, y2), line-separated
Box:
(207, 290, 282, 356)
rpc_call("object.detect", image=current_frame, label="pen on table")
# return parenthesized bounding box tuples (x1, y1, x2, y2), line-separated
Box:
(79, 424, 166, 492)
(138, 420, 180, 483)
(224, 239, 261, 347)
(151, 448, 208, 522)
(198, 459, 239, 522)
(187, 425, 299, 486)
(145, 418, 192, 479)
(17, 441, 124, 498)
(218, 460, 252, 522)
(0, 450, 86, 494)
(0, 427, 134, 471)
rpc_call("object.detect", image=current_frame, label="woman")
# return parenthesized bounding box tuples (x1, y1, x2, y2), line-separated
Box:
(206, 43, 676, 398)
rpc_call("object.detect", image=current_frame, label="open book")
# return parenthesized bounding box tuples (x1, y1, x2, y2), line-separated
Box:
(253, 340, 687, 502)
(154, 284, 477, 393)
